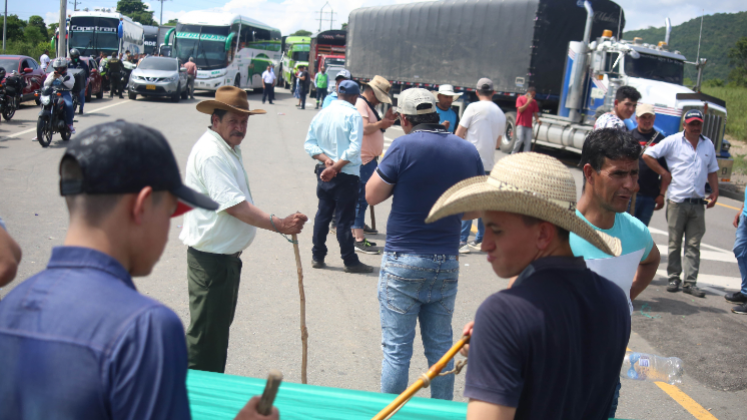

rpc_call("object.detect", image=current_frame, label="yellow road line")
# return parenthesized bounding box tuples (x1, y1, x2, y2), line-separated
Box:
(716, 202, 740, 211)
(655, 382, 718, 420)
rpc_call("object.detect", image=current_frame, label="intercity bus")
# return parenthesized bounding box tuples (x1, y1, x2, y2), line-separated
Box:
(64, 9, 144, 57)
(280, 36, 310, 91)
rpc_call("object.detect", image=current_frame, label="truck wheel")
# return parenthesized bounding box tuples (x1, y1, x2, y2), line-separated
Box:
(499, 111, 517, 154)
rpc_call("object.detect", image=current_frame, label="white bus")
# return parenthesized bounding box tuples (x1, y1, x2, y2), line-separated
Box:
(166, 10, 282, 92)
(67, 9, 144, 57)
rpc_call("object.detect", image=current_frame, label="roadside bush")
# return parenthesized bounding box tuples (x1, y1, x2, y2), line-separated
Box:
(3, 40, 54, 62)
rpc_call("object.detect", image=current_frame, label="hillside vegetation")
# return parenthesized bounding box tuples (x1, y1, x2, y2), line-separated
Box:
(624, 11, 747, 82)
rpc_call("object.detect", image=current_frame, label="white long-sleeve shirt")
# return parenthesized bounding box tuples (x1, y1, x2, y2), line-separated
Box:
(44, 73, 74, 90)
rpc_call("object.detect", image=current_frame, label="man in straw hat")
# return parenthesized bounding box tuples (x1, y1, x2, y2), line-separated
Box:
(366, 88, 484, 400)
(426, 152, 629, 419)
(304, 80, 374, 274)
(572, 128, 660, 418)
(433, 84, 462, 133)
(181, 86, 308, 373)
(352, 75, 397, 253)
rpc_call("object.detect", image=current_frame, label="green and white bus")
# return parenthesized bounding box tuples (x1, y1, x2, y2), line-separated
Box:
(280, 36, 310, 90)
(166, 10, 281, 92)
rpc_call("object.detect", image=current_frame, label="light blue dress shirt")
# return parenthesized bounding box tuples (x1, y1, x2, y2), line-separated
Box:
(304, 99, 363, 176)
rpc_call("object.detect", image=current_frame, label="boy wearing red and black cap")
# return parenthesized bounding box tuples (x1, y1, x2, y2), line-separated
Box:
(643, 109, 720, 298)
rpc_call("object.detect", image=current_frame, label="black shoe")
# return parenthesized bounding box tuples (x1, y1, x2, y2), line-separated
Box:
(683, 284, 706, 298)
(311, 259, 326, 269)
(725, 291, 747, 304)
(363, 224, 378, 235)
(732, 302, 747, 315)
(355, 239, 380, 255)
(78, 108, 83, 115)
(315, 104, 319, 109)
(468, 240, 482, 251)
(344, 262, 374, 274)
(119, 95, 124, 99)
(667, 279, 681, 292)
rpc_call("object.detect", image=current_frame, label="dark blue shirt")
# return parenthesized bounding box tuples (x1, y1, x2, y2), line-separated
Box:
(464, 256, 630, 419)
(0, 247, 191, 420)
(377, 124, 484, 255)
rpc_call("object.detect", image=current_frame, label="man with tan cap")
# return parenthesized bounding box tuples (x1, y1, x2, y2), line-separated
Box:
(433, 84, 462, 133)
(181, 86, 308, 373)
(427, 152, 629, 419)
(630, 103, 668, 226)
(352, 75, 397, 252)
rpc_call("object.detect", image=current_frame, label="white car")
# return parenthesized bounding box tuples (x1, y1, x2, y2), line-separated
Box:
(128, 57, 189, 102)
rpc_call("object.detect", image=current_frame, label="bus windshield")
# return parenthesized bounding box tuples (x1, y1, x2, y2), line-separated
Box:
(70, 17, 119, 55)
(175, 24, 229, 70)
(625, 53, 684, 85)
(292, 51, 309, 62)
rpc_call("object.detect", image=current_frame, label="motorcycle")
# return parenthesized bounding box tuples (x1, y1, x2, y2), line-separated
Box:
(2, 71, 26, 121)
(35, 86, 72, 147)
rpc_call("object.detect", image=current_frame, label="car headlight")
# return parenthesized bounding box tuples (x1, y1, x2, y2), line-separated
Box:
(169, 75, 178, 82)
(41, 95, 51, 105)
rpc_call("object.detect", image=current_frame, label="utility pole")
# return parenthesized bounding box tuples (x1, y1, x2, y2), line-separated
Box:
(328, 9, 335, 30)
(69, 0, 78, 11)
(317, 2, 331, 32)
(58, 0, 67, 58)
(3, 0, 7, 53)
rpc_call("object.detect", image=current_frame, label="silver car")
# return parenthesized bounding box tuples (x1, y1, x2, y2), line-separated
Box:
(128, 57, 189, 102)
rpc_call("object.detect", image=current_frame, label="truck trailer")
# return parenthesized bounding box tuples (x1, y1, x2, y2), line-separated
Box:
(346, 0, 732, 181)
(309, 30, 346, 94)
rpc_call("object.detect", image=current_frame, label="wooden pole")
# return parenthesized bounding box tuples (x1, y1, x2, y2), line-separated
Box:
(257, 370, 283, 415)
(371, 335, 470, 420)
(369, 205, 376, 231)
(292, 234, 308, 384)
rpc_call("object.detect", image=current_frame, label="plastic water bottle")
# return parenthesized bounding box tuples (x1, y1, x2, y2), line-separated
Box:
(620, 351, 684, 385)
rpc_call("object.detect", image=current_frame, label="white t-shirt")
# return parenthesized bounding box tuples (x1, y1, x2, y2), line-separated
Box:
(40, 54, 50, 70)
(459, 100, 505, 171)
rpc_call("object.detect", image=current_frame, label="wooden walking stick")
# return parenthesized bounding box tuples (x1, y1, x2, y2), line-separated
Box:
(257, 370, 283, 415)
(291, 234, 308, 384)
(370, 206, 376, 231)
(371, 334, 471, 420)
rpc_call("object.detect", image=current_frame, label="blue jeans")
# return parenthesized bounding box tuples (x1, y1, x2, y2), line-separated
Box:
(609, 378, 621, 418)
(311, 166, 361, 266)
(633, 194, 656, 226)
(353, 159, 378, 230)
(379, 252, 459, 400)
(316, 88, 327, 104)
(76, 81, 87, 112)
(61, 91, 74, 126)
(733, 214, 747, 295)
(460, 219, 485, 244)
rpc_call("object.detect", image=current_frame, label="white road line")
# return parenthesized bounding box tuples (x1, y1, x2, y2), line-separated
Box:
(8, 100, 131, 139)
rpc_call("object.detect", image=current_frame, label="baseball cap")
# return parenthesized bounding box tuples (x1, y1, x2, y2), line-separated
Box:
(338, 80, 360, 96)
(398, 88, 437, 115)
(636, 103, 655, 117)
(60, 120, 218, 217)
(684, 109, 704, 124)
(335, 69, 351, 81)
(477, 77, 494, 92)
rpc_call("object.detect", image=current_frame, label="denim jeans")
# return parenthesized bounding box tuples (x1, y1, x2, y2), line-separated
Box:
(76, 81, 87, 112)
(312, 166, 361, 266)
(512, 125, 533, 153)
(733, 214, 747, 295)
(460, 219, 484, 244)
(61, 91, 74, 126)
(353, 159, 378, 230)
(378, 252, 459, 400)
(316, 88, 327, 105)
(633, 194, 656, 226)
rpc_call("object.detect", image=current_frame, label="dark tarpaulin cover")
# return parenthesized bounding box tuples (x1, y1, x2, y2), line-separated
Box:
(346, 0, 624, 96)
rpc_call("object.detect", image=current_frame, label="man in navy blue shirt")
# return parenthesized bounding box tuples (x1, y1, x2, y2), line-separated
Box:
(0, 121, 278, 420)
(426, 152, 630, 419)
(366, 88, 484, 400)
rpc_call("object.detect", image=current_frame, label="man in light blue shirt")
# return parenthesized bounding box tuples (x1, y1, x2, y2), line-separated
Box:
(322, 69, 351, 109)
(305, 80, 373, 274)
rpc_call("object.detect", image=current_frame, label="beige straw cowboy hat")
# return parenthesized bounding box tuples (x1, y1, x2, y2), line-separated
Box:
(427, 152, 622, 256)
(196, 86, 267, 115)
(362, 75, 392, 104)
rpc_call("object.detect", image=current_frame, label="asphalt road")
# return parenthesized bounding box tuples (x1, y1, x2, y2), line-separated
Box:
(0, 88, 745, 420)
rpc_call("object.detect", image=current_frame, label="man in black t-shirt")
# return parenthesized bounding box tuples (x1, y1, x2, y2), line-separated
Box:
(631, 104, 670, 226)
(298, 66, 310, 109)
(426, 152, 630, 420)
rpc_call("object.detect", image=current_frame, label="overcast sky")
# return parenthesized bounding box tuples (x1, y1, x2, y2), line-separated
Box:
(28, 0, 747, 37)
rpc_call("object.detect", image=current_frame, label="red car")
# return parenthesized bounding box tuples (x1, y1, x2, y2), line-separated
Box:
(43, 56, 104, 101)
(0, 55, 46, 104)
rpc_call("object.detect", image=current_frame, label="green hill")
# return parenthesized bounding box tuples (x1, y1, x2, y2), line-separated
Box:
(624, 11, 747, 82)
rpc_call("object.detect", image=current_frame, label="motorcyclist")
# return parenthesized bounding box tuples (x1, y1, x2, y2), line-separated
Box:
(44, 57, 75, 134)
(67, 48, 90, 115)
(105, 51, 124, 98)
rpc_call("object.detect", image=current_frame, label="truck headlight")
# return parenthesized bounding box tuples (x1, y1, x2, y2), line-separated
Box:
(41, 95, 51, 105)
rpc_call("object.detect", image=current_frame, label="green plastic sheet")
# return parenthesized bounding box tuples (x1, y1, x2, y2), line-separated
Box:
(187, 369, 467, 420)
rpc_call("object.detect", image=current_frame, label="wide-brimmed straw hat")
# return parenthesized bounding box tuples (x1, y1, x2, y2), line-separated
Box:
(433, 84, 462, 99)
(427, 152, 621, 256)
(196, 86, 266, 116)
(362, 75, 392, 104)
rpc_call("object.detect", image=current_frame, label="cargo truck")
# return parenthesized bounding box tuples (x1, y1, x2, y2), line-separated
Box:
(309, 30, 346, 94)
(346, 0, 732, 182)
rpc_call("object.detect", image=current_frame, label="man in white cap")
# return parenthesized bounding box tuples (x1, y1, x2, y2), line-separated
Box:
(321, 69, 351, 109)
(629, 103, 668, 226)
(352, 75, 397, 253)
(366, 87, 484, 401)
(427, 152, 629, 419)
(433, 84, 462, 133)
(455, 77, 506, 253)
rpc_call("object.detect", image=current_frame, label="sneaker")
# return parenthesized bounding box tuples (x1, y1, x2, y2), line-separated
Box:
(344, 262, 374, 274)
(355, 239, 380, 255)
(69, 125, 76, 134)
(725, 291, 747, 304)
(666, 279, 681, 292)
(468, 240, 482, 251)
(732, 302, 747, 315)
(683, 284, 706, 298)
(363, 224, 378, 235)
(459, 242, 471, 254)
(311, 259, 326, 269)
